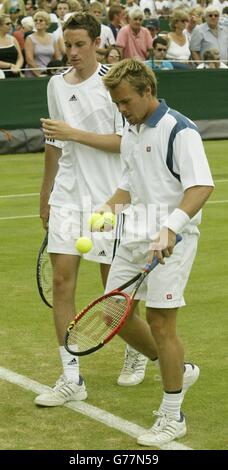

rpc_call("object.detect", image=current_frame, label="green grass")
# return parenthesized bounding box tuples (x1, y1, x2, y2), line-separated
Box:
(0, 142, 228, 450)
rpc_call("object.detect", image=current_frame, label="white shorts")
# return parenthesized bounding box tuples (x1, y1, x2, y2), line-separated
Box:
(47, 206, 123, 265)
(105, 232, 199, 308)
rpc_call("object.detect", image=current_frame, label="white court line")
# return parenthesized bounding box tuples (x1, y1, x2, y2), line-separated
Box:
(206, 200, 228, 204)
(214, 179, 228, 183)
(0, 193, 39, 199)
(0, 366, 192, 451)
(0, 179, 226, 200)
(0, 214, 39, 220)
(0, 199, 227, 222)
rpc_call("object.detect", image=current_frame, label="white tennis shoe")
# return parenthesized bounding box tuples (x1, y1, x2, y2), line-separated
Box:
(34, 374, 87, 406)
(137, 411, 186, 447)
(117, 345, 148, 386)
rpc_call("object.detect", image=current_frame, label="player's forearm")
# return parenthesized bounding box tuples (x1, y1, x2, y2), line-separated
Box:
(105, 188, 131, 213)
(40, 144, 61, 197)
(179, 185, 214, 218)
(163, 185, 214, 235)
(41, 118, 122, 153)
(70, 129, 121, 153)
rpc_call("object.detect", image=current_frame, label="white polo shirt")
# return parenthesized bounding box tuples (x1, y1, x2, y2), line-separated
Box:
(47, 64, 123, 210)
(119, 100, 214, 242)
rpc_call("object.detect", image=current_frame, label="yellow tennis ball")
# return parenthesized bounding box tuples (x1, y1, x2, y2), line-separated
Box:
(90, 213, 105, 231)
(103, 212, 116, 227)
(75, 237, 93, 254)
(88, 213, 102, 229)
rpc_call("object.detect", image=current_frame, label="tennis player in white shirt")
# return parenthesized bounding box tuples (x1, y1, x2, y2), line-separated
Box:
(35, 13, 151, 407)
(101, 58, 214, 446)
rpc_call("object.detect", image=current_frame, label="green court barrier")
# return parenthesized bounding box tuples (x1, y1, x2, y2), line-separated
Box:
(1, 70, 227, 130)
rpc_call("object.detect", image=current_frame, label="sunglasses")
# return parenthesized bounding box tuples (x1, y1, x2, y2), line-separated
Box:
(208, 14, 219, 18)
(5, 22, 12, 25)
(156, 48, 167, 52)
(34, 18, 45, 22)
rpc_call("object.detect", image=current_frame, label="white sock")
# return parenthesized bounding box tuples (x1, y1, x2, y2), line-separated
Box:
(160, 391, 182, 420)
(59, 346, 80, 383)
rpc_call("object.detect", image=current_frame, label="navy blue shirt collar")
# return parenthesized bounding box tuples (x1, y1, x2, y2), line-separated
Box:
(145, 99, 169, 128)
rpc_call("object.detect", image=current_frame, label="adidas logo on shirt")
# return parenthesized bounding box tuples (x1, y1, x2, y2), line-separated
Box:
(69, 94, 77, 102)
(98, 250, 106, 257)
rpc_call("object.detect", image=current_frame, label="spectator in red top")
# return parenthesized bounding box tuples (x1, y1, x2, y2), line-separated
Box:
(116, 9, 153, 60)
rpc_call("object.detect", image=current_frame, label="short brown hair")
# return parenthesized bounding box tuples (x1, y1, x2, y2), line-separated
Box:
(63, 12, 101, 41)
(103, 58, 157, 96)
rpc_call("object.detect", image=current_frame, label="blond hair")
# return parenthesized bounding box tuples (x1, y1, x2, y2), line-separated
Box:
(169, 9, 189, 31)
(103, 59, 157, 96)
(33, 10, 51, 27)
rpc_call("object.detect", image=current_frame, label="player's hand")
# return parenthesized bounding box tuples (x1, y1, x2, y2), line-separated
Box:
(41, 118, 72, 141)
(147, 227, 177, 265)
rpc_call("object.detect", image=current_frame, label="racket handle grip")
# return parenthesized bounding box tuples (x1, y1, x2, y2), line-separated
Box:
(144, 233, 182, 273)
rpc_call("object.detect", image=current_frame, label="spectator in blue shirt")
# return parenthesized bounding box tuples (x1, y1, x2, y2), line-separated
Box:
(145, 37, 174, 70)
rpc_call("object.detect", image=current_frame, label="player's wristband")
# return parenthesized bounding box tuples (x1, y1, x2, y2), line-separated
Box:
(163, 208, 190, 234)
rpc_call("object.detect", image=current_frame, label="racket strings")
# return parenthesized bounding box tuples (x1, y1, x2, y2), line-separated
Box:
(67, 295, 128, 352)
(40, 252, 52, 304)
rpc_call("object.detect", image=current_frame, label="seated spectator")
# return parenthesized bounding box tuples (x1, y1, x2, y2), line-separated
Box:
(139, 0, 156, 17)
(219, 6, 228, 27)
(116, 9, 153, 60)
(197, 48, 228, 68)
(24, 10, 60, 77)
(103, 44, 122, 63)
(184, 6, 204, 42)
(89, 2, 115, 49)
(145, 36, 173, 69)
(0, 13, 23, 77)
(190, 5, 228, 65)
(108, 4, 126, 40)
(9, 6, 20, 32)
(1, 0, 25, 16)
(166, 9, 191, 69)
(144, 17, 160, 40)
(24, 0, 37, 17)
(143, 7, 151, 20)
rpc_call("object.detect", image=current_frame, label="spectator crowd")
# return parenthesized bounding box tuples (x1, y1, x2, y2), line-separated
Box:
(0, 0, 228, 78)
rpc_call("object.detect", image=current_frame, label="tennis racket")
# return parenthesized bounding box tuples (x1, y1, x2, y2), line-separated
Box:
(36, 232, 53, 308)
(65, 234, 182, 356)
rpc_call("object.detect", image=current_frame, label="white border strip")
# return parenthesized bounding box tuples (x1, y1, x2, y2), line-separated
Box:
(0, 366, 192, 451)
(0, 193, 39, 199)
(0, 214, 39, 220)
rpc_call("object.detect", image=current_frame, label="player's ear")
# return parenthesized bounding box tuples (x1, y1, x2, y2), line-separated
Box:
(95, 37, 101, 49)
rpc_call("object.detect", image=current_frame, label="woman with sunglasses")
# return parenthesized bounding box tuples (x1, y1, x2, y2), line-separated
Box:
(0, 14, 23, 77)
(25, 10, 60, 77)
(166, 9, 191, 69)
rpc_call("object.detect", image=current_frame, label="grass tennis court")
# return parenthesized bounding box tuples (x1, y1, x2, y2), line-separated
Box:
(0, 140, 227, 450)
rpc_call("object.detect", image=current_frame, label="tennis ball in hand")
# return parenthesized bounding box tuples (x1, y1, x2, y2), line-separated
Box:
(88, 213, 104, 231)
(75, 237, 93, 254)
(103, 212, 116, 227)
